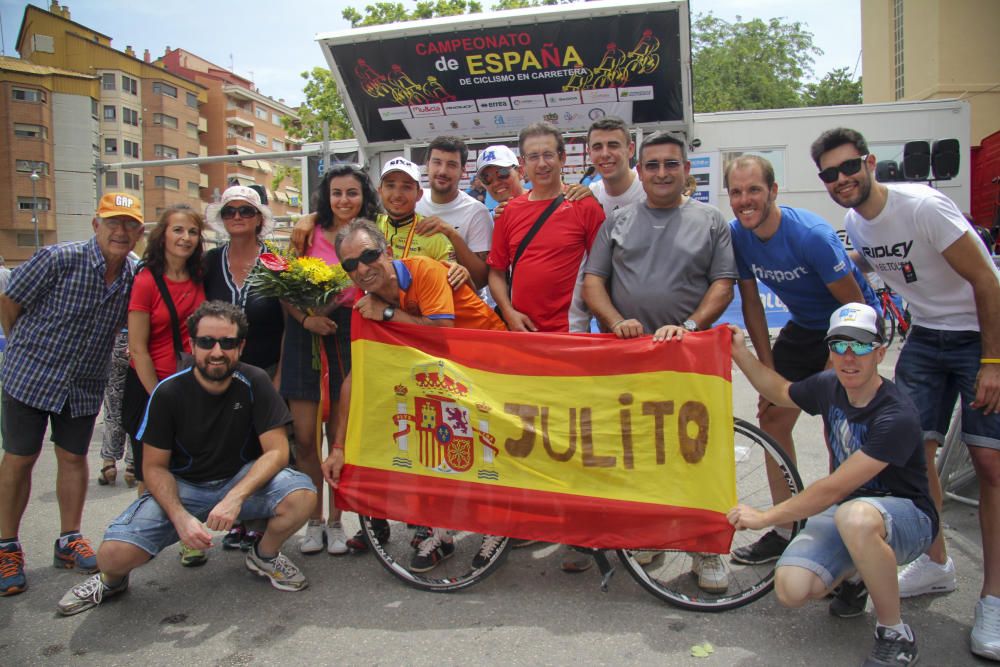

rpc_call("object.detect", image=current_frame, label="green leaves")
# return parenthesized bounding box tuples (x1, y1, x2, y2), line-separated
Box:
(281, 67, 353, 142)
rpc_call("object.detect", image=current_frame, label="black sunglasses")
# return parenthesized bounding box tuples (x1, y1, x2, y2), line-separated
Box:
(481, 167, 512, 185)
(341, 247, 382, 272)
(818, 155, 868, 184)
(220, 205, 259, 219)
(193, 336, 243, 350)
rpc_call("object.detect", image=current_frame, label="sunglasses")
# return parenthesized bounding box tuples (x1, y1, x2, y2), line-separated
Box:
(220, 205, 259, 220)
(341, 247, 381, 272)
(193, 336, 243, 351)
(817, 155, 869, 184)
(642, 159, 684, 173)
(828, 340, 880, 356)
(481, 167, 512, 185)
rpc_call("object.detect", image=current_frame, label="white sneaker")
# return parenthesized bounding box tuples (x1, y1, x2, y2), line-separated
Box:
(898, 554, 956, 598)
(691, 553, 729, 593)
(631, 550, 662, 566)
(299, 519, 325, 555)
(973, 595, 1000, 660)
(325, 521, 348, 556)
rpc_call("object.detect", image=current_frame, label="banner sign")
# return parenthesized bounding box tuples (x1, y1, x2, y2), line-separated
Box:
(320, 3, 686, 147)
(336, 316, 737, 552)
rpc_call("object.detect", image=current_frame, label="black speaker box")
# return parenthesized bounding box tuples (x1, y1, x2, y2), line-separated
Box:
(876, 160, 900, 182)
(932, 139, 960, 180)
(903, 141, 931, 180)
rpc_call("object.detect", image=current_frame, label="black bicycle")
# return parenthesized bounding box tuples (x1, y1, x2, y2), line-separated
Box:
(357, 418, 804, 612)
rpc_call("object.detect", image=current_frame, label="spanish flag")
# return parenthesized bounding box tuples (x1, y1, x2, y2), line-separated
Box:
(336, 316, 737, 553)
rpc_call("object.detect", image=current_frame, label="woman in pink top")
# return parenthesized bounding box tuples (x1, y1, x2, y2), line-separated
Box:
(280, 165, 379, 556)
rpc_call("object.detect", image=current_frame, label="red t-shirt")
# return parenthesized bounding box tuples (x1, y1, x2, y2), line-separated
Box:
(487, 194, 605, 332)
(128, 269, 206, 380)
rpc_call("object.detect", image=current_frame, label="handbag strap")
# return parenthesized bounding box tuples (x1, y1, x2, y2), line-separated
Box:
(150, 270, 185, 357)
(509, 194, 564, 292)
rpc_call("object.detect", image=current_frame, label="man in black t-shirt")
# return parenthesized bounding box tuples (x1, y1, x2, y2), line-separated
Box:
(57, 302, 316, 616)
(728, 302, 935, 667)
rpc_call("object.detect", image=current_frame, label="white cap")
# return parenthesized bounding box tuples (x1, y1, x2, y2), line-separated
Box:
(825, 302, 884, 344)
(476, 145, 518, 175)
(204, 185, 275, 237)
(380, 157, 421, 184)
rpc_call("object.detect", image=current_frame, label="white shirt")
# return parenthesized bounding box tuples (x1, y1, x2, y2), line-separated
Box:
(589, 171, 646, 219)
(416, 189, 493, 253)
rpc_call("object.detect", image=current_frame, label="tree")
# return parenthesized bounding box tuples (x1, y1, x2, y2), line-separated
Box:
(691, 13, 821, 113)
(803, 67, 863, 107)
(342, 0, 482, 28)
(281, 67, 353, 142)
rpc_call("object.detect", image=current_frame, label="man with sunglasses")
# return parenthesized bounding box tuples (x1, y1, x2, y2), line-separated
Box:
(813, 127, 1000, 660)
(730, 302, 936, 666)
(476, 145, 525, 207)
(0, 192, 145, 597)
(57, 301, 316, 615)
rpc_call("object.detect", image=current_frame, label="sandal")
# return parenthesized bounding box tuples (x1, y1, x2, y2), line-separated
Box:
(97, 462, 117, 486)
(123, 465, 137, 488)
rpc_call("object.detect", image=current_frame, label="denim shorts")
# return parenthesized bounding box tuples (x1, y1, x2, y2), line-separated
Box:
(103, 463, 316, 556)
(894, 325, 1000, 449)
(777, 497, 933, 588)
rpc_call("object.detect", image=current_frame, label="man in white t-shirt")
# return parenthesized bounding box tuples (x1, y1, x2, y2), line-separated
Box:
(415, 136, 493, 289)
(586, 116, 645, 217)
(813, 127, 1000, 662)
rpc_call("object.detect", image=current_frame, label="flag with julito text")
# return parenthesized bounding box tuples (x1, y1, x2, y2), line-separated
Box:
(335, 315, 737, 553)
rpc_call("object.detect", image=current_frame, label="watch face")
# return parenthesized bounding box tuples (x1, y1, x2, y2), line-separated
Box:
(683, 320, 697, 331)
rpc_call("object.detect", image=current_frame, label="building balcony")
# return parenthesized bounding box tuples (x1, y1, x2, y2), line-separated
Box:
(225, 106, 255, 128)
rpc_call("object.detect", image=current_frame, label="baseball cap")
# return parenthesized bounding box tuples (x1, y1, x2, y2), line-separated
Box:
(380, 157, 421, 184)
(476, 145, 518, 175)
(825, 302, 884, 344)
(97, 192, 143, 223)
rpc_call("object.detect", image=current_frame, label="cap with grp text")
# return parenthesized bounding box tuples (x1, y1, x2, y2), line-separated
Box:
(380, 157, 421, 184)
(825, 302, 884, 344)
(98, 192, 143, 223)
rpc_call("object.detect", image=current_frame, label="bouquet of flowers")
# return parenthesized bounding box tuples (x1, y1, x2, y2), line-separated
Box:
(245, 245, 353, 312)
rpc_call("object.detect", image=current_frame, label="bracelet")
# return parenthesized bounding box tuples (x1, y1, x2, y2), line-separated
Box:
(331, 443, 345, 451)
(982, 358, 1000, 364)
(301, 315, 310, 326)
(610, 319, 626, 330)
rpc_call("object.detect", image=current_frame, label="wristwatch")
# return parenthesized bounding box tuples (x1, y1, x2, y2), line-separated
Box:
(382, 306, 396, 322)
(682, 319, 698, 332)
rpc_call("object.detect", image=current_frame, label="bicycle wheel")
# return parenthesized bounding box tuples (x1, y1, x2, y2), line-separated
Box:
(617, 418, 804, 611)
(937, 403, 980, 507)
(359, 516, 511, 592)
(883, 306, 897, 347)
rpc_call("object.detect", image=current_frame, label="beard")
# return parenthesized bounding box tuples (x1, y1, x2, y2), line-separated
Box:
(832, 174, 872, 210)
(195, 356, 237, 383)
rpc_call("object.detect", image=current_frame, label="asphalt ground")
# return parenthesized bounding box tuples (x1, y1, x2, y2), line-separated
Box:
(0, 344, 991, 666)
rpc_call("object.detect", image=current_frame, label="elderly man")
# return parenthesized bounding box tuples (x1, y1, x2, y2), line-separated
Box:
(476, 145, 526, 206)
(56, 301, 316, 615)
(0, 193, 145, 597)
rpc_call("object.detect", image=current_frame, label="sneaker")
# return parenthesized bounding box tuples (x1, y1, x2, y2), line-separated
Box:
(53, 533, 98, 573)
(691, 553, 729, 593)
(410, 533, 455, 573)
(829, 579, 868, 618)
(299, 520, 326, 555)
(178, 544, 208, 567)
(56, 573, 129, 616)
(241, 530, 263, 552)
(898, 554, 956, 598)
(972, 596, 1000, 660)
(325, 521, 349, 556)
(245, 548, 308, 591)
(730, 530, 789, 565)
(222, 525, 246, 550)
(0, 544, 27, 596)
(511, 539, 538, 549)
(410, 525, 432, 549)
(632, 550, 662, 566)
(472, 534, 505, 569)
(346, 519, 390, 553)
(863, 625, 919, 666)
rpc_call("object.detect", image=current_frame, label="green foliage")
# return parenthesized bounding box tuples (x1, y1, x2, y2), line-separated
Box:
(803, 67, 863, 107)
(281, 67, 353, 142)
(343, 0, 483, 28)
(491, 0, 566, 8)
(692, 13, 821, 113)
(271, 164, 302, 196)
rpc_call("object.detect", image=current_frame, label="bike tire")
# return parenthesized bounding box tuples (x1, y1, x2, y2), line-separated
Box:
(884, 306, 897, 347)
(936, 403, 979, 507)
(616, 418, 804, 612)
(360, 516, 512, 592)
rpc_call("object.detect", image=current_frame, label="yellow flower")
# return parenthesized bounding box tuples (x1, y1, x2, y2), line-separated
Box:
(293, 256, 336, 286)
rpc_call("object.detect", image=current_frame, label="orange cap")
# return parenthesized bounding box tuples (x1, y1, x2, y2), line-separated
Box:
(97, 192, 143, 223)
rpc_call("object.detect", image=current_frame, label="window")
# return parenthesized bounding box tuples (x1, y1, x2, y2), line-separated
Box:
(123, 140, 140, 158)
(188, 181, 200, 197)
(721, 149, 786, 191)
(272, 112, 282, 125)
(102, 73, 116, 90)
(18, 197, 50, 211)
(103, 105, 117, 121)
(893, 0, 905, 100)
(13, 87, 45, 102)
(154, 144, 178, 159)
(124, 172, 140, 189)
(186, 122, 198, 139)
(123, 107, 139, 126)
(272, 139, 284, 151)
(104, 138, 118, 154)
(91, 99, 99, 118)
(186, 92, 198, 108)
(255, 107, 269, 120)
(154, 176, 179, 190)
(14, 123, 46, 139)
(255, 132, 268, 147)
(153, 81, 177, 98)
(153, 113, 177, 128)
(105, 171, 119, 187)
(15, 160, 48, 174)
(121, 75, 137, 95)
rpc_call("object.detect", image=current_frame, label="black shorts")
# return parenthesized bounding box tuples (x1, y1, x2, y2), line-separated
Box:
(122, 367, 150, 481)
(1, 390, 97, 457)
(772, 321, 830, 382)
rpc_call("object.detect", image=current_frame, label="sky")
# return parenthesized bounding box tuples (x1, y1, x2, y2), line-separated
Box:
(0, 0, 861, 108)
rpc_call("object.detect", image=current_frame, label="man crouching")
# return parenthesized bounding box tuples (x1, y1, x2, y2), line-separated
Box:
(58, 301, 316, 615)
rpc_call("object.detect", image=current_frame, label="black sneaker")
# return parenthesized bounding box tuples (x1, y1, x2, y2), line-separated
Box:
(410, 533, 455, 573)
(730, 530, 789, 565)
(472, 535, 505, 569)
(346, 520, 390, 553)
(863, 626, 919, 666)
(410, 525, 431, 549)
(222, 524, 245, 550)
(830, 579, 869, 618)
(241, 530, 263, 552)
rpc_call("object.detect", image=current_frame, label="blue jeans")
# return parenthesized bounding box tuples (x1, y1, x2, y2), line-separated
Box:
(777, 497, 933, 588)
(103, 463, 315, 556)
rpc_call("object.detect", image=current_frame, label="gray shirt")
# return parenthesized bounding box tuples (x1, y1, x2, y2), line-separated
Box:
(584, 199, 738, 332)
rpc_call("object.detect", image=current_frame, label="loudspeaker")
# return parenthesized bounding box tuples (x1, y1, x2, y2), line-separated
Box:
(932, 139, 960, 180)
(903, 141, 931, 180)
(876, 160, 900, 182)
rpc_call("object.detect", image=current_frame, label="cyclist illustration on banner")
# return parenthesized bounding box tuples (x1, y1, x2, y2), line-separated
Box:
(391, 361, 499, 478)
(354, 60, 457, 106)
(563, 29, 662, 92)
